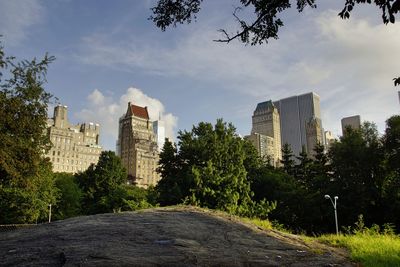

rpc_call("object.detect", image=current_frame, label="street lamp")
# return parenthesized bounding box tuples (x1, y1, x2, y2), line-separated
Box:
(324, 195, 339, 235)
(48, 204, 52, 223)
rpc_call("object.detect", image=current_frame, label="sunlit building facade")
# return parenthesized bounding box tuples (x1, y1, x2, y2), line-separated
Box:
(250, 100, 281, 166)
(46, 105, 102, 173)
(117, 102, 160, 188)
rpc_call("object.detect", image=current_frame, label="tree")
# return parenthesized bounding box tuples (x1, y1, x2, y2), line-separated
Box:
(295, 146, 312, 187)
(280, 143, 295, 175)
(150, 0, 399, 83)
(308, 142, 331, 193)
(0, 41, 58, 224)
(53, 173, 83, 220)
(76, 151, 128, 214)
(156, 138, 186, 205)
(383, 115, 400, 174)
(381, 115, 400, 228)
(183, 120, 254, 214)
(329, 123, 386, 227)
(119, 185, 156, 211)
(156, 119, 275, 217)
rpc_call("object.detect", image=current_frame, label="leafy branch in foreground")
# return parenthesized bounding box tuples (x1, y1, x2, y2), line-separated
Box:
(150, 0, 398, 45)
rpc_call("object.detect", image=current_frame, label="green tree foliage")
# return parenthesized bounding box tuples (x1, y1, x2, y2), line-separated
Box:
(280, 143, 295, 175)
(157, 119, 275, 217)
(120, 185, 156, 211)
(53, 173, 82, 220)
(383, 115, 400, 174)
(295, 146, 312, 187)
(156, 139, 186, 205)
(381, 115, 400, 228)
(76, 151, 128, 214)
(187, 120, 253, 214)
(0, 41, 58, 224)
(329, 122, 386, 227)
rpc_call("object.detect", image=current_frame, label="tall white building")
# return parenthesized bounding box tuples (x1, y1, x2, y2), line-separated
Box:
(273, 92, 324, 156)
(153, 120, 165, 152)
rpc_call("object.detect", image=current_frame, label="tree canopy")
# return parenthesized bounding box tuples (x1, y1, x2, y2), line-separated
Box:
(156, 119, 276, 217)
(76, 151, 128, 214)
(0, 41, 58, 224)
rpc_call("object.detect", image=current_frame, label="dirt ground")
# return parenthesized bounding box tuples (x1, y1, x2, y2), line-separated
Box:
(0, 206, 355, 266)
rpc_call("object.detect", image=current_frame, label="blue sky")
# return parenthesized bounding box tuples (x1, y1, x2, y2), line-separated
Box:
(1, 0, 399, 151)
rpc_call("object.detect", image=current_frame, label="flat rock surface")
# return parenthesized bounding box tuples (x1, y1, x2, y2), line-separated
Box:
(0, 206, 354, 266)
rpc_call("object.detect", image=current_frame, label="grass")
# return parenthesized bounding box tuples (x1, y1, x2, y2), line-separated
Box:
(240, 217, 273, 230)
(316, 233, 400, 267)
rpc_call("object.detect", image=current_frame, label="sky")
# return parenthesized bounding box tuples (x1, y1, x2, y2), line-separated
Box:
(1, 0, 399, 151)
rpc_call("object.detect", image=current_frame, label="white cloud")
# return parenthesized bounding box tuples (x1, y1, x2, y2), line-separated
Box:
(0, 0, 44, 45)
(75, 87, 178, 151)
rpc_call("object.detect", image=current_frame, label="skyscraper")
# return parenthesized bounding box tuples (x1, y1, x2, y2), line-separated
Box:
(273, 92, 323, 156)
(341, 115, 361, 136)
(153, 120, 165, 152)
(250, 100, 281, 166)
(46, 105, 102, 173)
(117, 102, 160, 188)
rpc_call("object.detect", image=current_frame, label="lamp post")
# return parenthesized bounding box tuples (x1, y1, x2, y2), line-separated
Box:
(324, 195, 339, 235)
(48, 204, 52, 223)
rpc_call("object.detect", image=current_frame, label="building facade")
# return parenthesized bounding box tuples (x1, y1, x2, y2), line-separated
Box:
(117, 102, 160, 188)
(46, 105, 102, 173)
(305, 117, 323, 156)
(245, 133, 275, 165)
(341, 115, 361, 135)
(273, 92, 324, 157)
(251, 100, 281, 166)
(324, 130, 335, 149)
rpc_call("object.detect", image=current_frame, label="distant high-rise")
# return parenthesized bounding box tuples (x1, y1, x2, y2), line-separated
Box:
(306, 117, 323, 155)
(273, 92, 323, 157)
(341, 115, 361, 135)
(46, 105, 102, 173)
(153, 120, 165, 152)
(117, 102, 160, 188)
(250, 100, 281, 166)
(324, 130, 335, 149)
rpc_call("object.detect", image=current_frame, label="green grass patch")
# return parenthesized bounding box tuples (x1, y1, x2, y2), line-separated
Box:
(317, 233, 400, 267)
(240, 217, 273, 230)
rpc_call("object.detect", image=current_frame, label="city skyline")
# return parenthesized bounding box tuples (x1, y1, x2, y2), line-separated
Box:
(1, 1, 399, 151)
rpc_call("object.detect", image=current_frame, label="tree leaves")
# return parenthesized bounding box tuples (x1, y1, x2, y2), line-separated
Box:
(0, 41, 58, 224)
